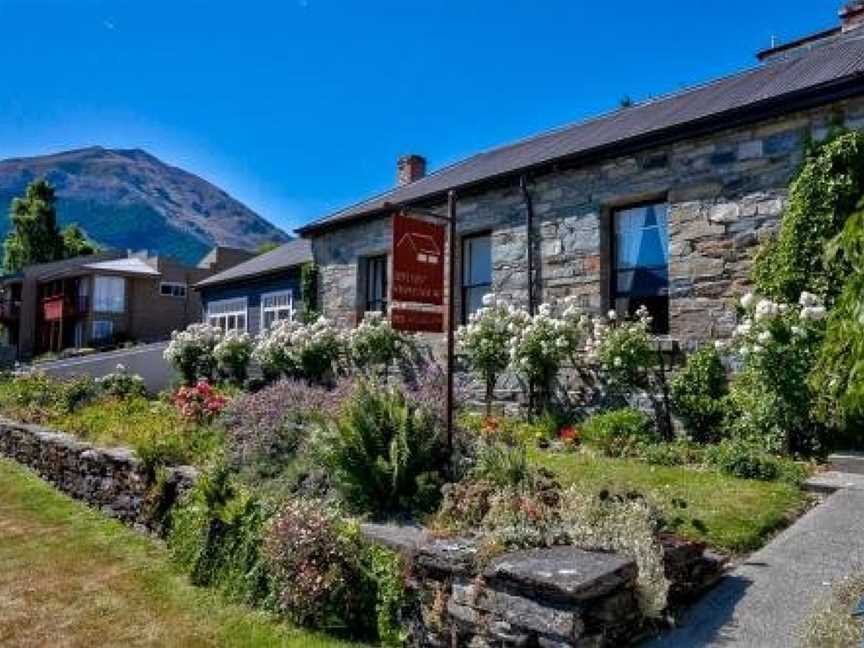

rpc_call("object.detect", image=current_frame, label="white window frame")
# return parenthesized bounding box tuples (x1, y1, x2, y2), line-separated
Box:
(160, 281, 188, 298)
(260, 290, 294, 330)
(92, 320, 113, 343)
(207, 297, 248, 332)
(93, 275, 126, 313)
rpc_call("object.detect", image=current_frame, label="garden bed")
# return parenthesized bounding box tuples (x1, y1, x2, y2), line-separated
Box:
(531, 448, 810, 553)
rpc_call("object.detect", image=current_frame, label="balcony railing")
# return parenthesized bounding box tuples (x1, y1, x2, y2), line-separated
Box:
(42, 296, 90, 321)
(0, 300, 20, 322)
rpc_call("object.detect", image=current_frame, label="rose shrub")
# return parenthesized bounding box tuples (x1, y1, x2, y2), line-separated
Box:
(213, 330, 254, 385)
(164, 323, 223, 384)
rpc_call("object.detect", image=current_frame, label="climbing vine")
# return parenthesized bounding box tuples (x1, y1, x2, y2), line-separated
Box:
(752, 130, 864, 303)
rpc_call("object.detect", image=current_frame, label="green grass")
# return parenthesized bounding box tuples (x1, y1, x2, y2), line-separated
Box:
(531, 448, 809, 553)
(0, 458, 363, 648)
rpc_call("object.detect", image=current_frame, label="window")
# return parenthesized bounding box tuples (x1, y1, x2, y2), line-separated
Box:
(612, 202, 670, 333)
(261, 290, 294, 330)
(160, 282, 187, 298)
(93, 276, 125, 313)
(364, 255, 388, 313)
(207, 297, 247, 332)
(92, 320, 113, 343)
(462, 233, 492, 323)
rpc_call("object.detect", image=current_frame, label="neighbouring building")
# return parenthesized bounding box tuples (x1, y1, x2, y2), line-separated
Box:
(0, 246, 254, 360)
(195, 238, 313, 334)
(296, 4, 864, 348)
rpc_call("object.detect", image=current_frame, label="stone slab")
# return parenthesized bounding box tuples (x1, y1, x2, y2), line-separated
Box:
(483, 546, 637, 603)
(804, 470, 864, 493)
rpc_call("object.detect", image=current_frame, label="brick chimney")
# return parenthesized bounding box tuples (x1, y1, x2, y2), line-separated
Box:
(397, 154, 426, 186)
(842, 1, 864, 31)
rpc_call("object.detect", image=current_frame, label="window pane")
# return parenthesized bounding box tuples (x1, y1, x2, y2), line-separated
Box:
(613, 203, 669, 333)
(463, 236, 491, 286)
(365, 256, 387, 312)
(94, 276, 125, 313)
(463, 286, 489, 320)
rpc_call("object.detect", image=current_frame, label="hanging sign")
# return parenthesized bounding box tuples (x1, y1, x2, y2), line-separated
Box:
(391, 213, 445, 306)
(391, 308, 443, 333)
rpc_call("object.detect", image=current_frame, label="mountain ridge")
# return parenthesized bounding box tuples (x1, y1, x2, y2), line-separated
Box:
(0, 146, 290, 264)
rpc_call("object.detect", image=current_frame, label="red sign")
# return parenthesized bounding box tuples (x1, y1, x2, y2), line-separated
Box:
(43, 298, 64, 321)
(391, 308, 443, 333)
(392, 214, 445, 306)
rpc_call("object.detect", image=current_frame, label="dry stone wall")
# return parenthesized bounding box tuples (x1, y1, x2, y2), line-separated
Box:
(312, 97, 864, 348)
(362, 523, 724, 647)
(0, 418, 197, 533)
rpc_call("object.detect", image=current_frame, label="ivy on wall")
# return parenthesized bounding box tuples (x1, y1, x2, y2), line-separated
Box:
(752, 130, 864, 303)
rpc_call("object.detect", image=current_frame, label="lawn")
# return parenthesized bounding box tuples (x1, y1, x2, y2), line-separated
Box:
(531, 448, 809, 553)
(0, 458, 362, 648)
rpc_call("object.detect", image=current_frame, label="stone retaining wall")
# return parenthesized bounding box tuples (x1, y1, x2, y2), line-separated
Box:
(362, 524, 725, 647)
(0, 418, 197, 533)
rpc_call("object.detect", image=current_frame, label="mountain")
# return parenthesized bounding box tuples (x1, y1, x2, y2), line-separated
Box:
(0, 146, 291, 264)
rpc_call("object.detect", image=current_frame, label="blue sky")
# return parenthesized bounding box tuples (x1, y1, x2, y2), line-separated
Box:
(0, 1, 836, 234)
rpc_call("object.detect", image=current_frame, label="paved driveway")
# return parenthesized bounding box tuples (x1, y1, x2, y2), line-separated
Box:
(33, 342, 177, 393)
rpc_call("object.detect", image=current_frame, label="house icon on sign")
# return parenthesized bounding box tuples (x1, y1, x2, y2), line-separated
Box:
(397, 233, 441, 265)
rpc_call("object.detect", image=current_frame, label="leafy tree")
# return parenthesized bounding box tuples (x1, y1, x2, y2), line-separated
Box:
(61, 223, 97, 258)
(3, 179, 66, 272)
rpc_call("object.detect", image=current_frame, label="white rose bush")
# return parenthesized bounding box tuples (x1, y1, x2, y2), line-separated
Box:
(348, 311, 413, 377)
(728, 291, 827, 453)
(252, 315, 345, 384)
(214, 330, 255, 385)
(164, 323, 223, 384)
(457, 294, 593, 412)
(456, 293, 520, 414)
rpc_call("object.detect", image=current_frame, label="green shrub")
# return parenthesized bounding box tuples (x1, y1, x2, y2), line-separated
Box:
(263, 498, 376, 634)
(474, 441, 531, 489)
(703, 439, 807, 483)
(640, 440, 706, 467)
(95, 364, 148, 399)
(315, 381, 445, 515)
(670, 346, 727, 442)
(0, 372, 99, 421)
(169, 466, 275, 607)
(581, 408, 658, 457)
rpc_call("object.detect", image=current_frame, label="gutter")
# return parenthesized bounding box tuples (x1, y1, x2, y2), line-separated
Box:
(297, 74, 864, 237)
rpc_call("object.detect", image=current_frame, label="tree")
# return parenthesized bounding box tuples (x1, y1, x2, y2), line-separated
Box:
(3, 179, 66, 272)
(62, 223, 97, 258)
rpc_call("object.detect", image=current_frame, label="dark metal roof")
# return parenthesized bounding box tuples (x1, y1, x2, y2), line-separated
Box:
(299, 33, 864, 235)
(195, 238, 312, 288)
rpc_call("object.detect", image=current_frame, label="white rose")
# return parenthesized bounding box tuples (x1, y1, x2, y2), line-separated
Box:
(607, 310, 618, 321)
(757, 331, 773, 345)
(740, 292, 755, 310)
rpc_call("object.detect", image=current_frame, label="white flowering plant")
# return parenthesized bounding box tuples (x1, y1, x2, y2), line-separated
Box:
(252, 316, 345, 384)
(587, 306, 656, 388)
(728, 291, 827, 453)
(164, 323, 223, 384)
(214, 330, 254, 385)
(348, 311, 413, 377)
(96, 363, 147, 398)
(508, 298, 590, 406)
(456, 294, 518, 414)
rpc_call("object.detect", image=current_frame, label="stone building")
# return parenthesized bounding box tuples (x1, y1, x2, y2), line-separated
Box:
(297, 4, 864, 348)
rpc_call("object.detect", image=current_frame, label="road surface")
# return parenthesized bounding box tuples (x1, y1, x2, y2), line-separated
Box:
(32, 342, 176, 393)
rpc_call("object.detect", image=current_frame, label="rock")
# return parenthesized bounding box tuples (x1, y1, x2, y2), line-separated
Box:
(483, 546, 637, 603)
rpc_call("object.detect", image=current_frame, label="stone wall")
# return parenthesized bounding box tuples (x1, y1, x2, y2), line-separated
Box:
(362, 524, 724, 647)
(312, 97, 864, 348)
(0, 418, 197, 533)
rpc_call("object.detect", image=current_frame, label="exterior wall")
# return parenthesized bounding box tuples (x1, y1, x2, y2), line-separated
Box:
(311, 97, 864, 347)
(199, 268, 303, 335)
